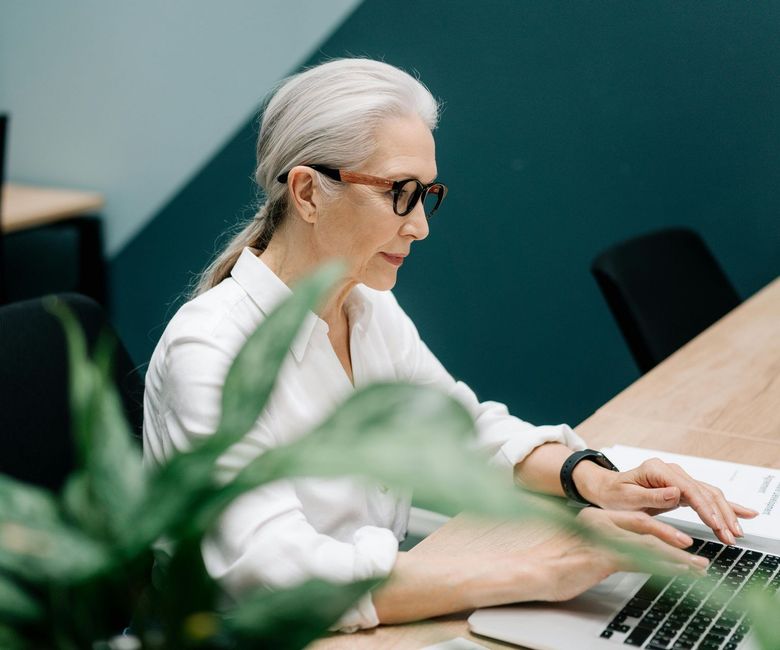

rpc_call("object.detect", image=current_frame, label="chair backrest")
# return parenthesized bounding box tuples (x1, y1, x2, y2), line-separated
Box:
(0, 293, 144, 491)
(591, 228, 741, 374)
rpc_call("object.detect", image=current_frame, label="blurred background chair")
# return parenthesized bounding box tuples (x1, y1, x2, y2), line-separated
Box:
(2, 215, 107, 306)
(0, 293, 144, 492)
(591, 227, 742, 374)
(0, 112, 107, 309)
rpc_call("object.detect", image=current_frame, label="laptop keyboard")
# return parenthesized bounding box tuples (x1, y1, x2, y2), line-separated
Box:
(598, 537, 780, 649)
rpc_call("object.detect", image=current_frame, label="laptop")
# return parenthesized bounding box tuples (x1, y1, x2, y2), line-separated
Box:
(468, 447, 780, 650)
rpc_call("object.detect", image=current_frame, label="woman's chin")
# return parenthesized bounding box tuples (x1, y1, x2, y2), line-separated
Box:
(364, 271, 398, 292)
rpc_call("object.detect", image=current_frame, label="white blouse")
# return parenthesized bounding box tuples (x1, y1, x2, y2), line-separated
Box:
(142, 247, 586, 631)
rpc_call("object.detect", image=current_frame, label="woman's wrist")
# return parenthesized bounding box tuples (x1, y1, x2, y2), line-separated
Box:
(571, 460, 614, 507)
(470, 548, 554, 607)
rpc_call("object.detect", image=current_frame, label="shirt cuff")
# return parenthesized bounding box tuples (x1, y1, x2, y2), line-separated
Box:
(330, 525, 399, 633)
(492, 423, 587, 469)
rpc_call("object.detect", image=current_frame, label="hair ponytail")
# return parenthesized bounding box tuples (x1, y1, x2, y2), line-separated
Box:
(189, 200, 282, 297)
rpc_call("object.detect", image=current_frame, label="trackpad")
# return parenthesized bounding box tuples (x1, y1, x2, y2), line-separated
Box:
(468, 572, 644, 650)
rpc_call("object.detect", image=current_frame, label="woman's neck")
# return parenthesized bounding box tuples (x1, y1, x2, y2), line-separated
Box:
(258, 228, 355, 332)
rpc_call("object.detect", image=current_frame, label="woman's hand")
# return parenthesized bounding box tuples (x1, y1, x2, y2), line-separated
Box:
(376, 508, 708, 624)
(574, 458, 759, 545)
(535, 508, 709, 602)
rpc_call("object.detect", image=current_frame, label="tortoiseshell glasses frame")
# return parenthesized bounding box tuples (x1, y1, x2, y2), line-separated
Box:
(276, 164, 448, 218)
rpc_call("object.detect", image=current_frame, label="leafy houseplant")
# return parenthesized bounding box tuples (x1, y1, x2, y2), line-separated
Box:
(0, 264, 777, 649)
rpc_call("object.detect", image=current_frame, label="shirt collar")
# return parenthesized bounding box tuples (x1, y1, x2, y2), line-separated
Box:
(230, 247, 374, 362)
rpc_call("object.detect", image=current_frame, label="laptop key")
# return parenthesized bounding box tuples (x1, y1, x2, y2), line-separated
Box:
(712, 624, 732, 637)
(607, 621, 630, 633)
(650, 632, 672, 646)
(635, 575, 672, 601)
(672, 640, 694, 649)
(627, 596, 653, 611)
(623, 626, 652, 646)
(686, 537, 705, 553)
(621, 606, 645, 618)
(698, 542, 722, 559)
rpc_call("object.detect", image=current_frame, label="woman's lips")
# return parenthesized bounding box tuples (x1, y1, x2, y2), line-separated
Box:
(380, 252, 405, 267)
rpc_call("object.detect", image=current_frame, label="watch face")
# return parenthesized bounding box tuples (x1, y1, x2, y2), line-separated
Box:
(593, 452, 619, 472)
(591, 452, 608, 467)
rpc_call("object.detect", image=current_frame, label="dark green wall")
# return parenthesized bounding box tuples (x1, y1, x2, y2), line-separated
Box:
(111, 0, 780, 427)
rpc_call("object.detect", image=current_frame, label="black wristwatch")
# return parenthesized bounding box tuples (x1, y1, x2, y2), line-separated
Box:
(560, 449, 619, 507)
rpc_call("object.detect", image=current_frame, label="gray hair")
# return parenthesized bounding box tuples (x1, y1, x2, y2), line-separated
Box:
(191, 58, 440, 297)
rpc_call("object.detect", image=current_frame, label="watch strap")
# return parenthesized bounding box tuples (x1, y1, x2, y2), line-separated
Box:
(560, 449, 619, 507)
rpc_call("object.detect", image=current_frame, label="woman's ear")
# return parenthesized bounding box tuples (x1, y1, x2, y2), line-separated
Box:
(287, 166, 320, 224)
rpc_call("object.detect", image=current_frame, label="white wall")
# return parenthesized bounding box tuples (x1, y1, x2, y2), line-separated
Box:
(0, 0, 362, 254)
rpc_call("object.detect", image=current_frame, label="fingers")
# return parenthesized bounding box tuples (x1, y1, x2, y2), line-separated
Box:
(586, 510, 708, 575)
(729, 500, 760, 519)
(673, 473, 734, 544)
(607, 511, 693, 549)
(699, 482, 745, 541)
(643, 532, 708, 572)
(620, 483, 681, 511)
(640, 460, 745, 545)
(669, 471, 738, 544)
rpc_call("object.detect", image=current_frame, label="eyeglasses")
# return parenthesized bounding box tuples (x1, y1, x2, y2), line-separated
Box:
(276, 164, 448, 218)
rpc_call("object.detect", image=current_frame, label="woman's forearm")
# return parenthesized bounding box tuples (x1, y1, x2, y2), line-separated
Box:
(372, 550, 545, 624)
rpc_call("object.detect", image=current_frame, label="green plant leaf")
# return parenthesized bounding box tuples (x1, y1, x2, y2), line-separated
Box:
(0, 573, 42, 624)
(163, 380, 584, 553)
(85, 333, 146, 535)
(123, 262, 343, 553)
(234, 382, 529, 519)
(228, 381, 694, 579)
(44, 297, 94, 468)
(0, 518, 114, 584)
(208, 259, 344, 452)
(61, 472, 103, 538)
(223, 578, 380, 650)
(0, 475, 60, 525)
(47, 300, 146, 542)
(745, 587, 780, 650)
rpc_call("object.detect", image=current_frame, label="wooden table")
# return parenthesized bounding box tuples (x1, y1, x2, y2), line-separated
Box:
(1, 182, 104, 234)
(314, 277, 780, 649)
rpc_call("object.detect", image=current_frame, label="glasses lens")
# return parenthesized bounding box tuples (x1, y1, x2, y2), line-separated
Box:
(395, 179, 421, 215)
(423, 184, 445, 217)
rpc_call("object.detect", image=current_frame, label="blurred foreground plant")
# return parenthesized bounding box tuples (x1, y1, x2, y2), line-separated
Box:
(0, 264, 776, 649)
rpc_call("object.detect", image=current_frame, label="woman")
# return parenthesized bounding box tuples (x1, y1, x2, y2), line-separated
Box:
(143, 58, 755, 632)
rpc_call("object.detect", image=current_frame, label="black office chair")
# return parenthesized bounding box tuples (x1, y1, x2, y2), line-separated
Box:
(0, 293, 144, 492)
(591, 228, 741, 374)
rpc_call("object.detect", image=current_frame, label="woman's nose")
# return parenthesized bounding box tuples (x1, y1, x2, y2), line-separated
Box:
(399, 201, 430, 241)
